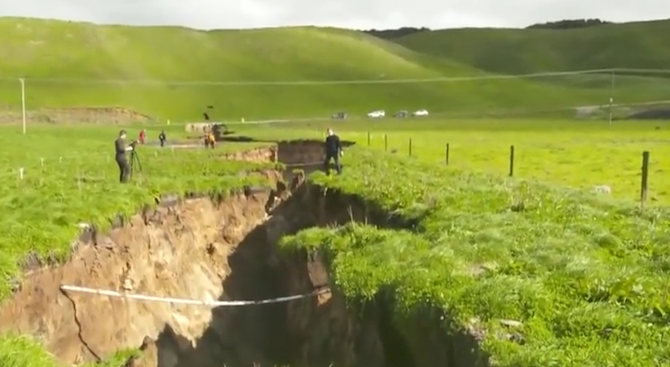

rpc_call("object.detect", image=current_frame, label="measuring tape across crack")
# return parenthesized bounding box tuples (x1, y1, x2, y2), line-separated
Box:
(60, 284, 330, 307)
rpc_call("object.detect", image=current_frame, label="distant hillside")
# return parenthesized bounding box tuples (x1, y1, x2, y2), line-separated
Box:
(393, 19, 670, 74)
(0, 17, 667, 122)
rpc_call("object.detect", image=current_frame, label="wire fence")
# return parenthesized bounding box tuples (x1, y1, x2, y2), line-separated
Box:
(354, 131, 664, 209)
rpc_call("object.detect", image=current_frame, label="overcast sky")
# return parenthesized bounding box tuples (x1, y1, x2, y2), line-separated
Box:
(0, 0, 668, 30)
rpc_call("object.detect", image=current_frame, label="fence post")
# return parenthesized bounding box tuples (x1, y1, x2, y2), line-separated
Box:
(640, 151, 650, 211)
(409, 138, 412, 156)
(508, 145, 515, 177)
(20, 78, 26, 135)
(445, 143, 450, 165)
(367, 131, 370, 146)
(384, 134, 388, 151)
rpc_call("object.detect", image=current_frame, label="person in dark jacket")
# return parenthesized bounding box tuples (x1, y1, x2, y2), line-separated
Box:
(323, 128, 343, 174)
(114, 130, 134, 183)
(158, 130, 167, 147)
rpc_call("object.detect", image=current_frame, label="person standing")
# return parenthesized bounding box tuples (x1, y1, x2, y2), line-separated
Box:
(139, 129, 146, 144)
(158, 130, 167, 147)
(114, 130, 134, 183)
(323, 128, 343, 174)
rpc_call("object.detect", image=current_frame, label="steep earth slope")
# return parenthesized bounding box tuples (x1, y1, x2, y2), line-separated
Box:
(0, 17, 634, 122)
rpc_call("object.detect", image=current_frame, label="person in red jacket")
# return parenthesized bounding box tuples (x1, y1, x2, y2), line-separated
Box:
(138, 129, 146, 144)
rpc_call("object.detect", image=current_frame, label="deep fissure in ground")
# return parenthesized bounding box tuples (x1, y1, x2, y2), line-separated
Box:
(0, 141, 484, 367)
(137, 182, 484, 367)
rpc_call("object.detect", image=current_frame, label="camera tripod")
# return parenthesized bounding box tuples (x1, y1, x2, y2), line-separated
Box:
(129, 149, 142, 178)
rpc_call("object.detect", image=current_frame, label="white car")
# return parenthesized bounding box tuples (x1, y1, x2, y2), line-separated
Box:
(367, 110, 385, 118)
(413, 109, 429, 116)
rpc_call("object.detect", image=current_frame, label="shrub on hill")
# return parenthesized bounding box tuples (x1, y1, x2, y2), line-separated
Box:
(526, 18, 613, 30)
(362, 27, 431, 40)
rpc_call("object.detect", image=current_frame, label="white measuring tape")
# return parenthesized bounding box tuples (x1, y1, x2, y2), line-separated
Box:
(60, 285, 330, 307)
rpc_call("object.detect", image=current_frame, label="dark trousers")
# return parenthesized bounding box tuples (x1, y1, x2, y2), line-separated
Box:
(116, 157, 130, 183)
(160, 139, 165, 147)
(324, 152, 342, 174)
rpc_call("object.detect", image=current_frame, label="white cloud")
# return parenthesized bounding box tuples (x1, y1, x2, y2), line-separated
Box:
(0, 0, 668, 30)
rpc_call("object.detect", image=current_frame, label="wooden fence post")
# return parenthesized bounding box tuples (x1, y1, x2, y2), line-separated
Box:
(640, 151, 650, 211)
(508, 145, 515, 177)
(384, 134, 388, 151)
(367, 131, 370, 146)
(445, 143, 450, 165)
(409, 138, 412, 156)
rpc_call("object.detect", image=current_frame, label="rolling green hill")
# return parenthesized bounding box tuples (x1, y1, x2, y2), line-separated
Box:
(0, 17, 668, 122)
(393, 19, 670, 75)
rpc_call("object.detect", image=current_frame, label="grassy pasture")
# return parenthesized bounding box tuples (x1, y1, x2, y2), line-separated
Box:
(0, 118, 669, 366)
(231, 118, 670, 204)
(283, 146, 670, 367)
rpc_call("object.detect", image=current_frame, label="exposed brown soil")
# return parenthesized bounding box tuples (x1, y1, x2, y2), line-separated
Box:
(153, 138, 341, 168)
(0, 107, 153, 124)
(0, 139, 485, 367)
(219, 146, 278, 163)
(170, 139, 352, 181)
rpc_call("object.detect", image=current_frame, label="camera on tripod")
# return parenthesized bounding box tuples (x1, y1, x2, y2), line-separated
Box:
(128, 140, 142, 177)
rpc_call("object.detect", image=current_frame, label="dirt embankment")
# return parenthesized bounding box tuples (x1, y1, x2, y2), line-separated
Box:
(0, 107, 153, 124)
(218, 139, 355, 182)
(0, 140, 485, 367)
(219, 146, 277, 163)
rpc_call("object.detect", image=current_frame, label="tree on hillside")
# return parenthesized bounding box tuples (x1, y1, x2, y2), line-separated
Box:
(526, 19, 613, 29)
(362, 27, 430, 39)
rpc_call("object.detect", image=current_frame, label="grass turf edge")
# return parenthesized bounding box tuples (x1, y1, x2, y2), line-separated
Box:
(279, 146, 670, 367)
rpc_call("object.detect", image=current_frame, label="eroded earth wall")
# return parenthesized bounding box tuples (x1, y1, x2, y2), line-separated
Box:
(0, 190, 272, 364)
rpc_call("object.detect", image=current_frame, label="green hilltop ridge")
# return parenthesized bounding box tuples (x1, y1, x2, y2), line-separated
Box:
(393, 19, 670, 75)
(0, 17, 667, 122)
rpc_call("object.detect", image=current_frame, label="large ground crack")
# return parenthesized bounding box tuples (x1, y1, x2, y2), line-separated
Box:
(60, 289, 102, 362)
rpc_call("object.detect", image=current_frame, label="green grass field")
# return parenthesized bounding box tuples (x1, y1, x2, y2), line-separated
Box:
(1, 17, 670, 123)
(230, 118, 670, 204)
(283, 146, 670, 367)
(2, 14, 670, 367)
(0, 118, 669, 366)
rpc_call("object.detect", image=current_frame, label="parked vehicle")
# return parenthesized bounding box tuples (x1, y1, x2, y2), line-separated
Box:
(331, 112, 348, 119)
(367, 110, 385, 118)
